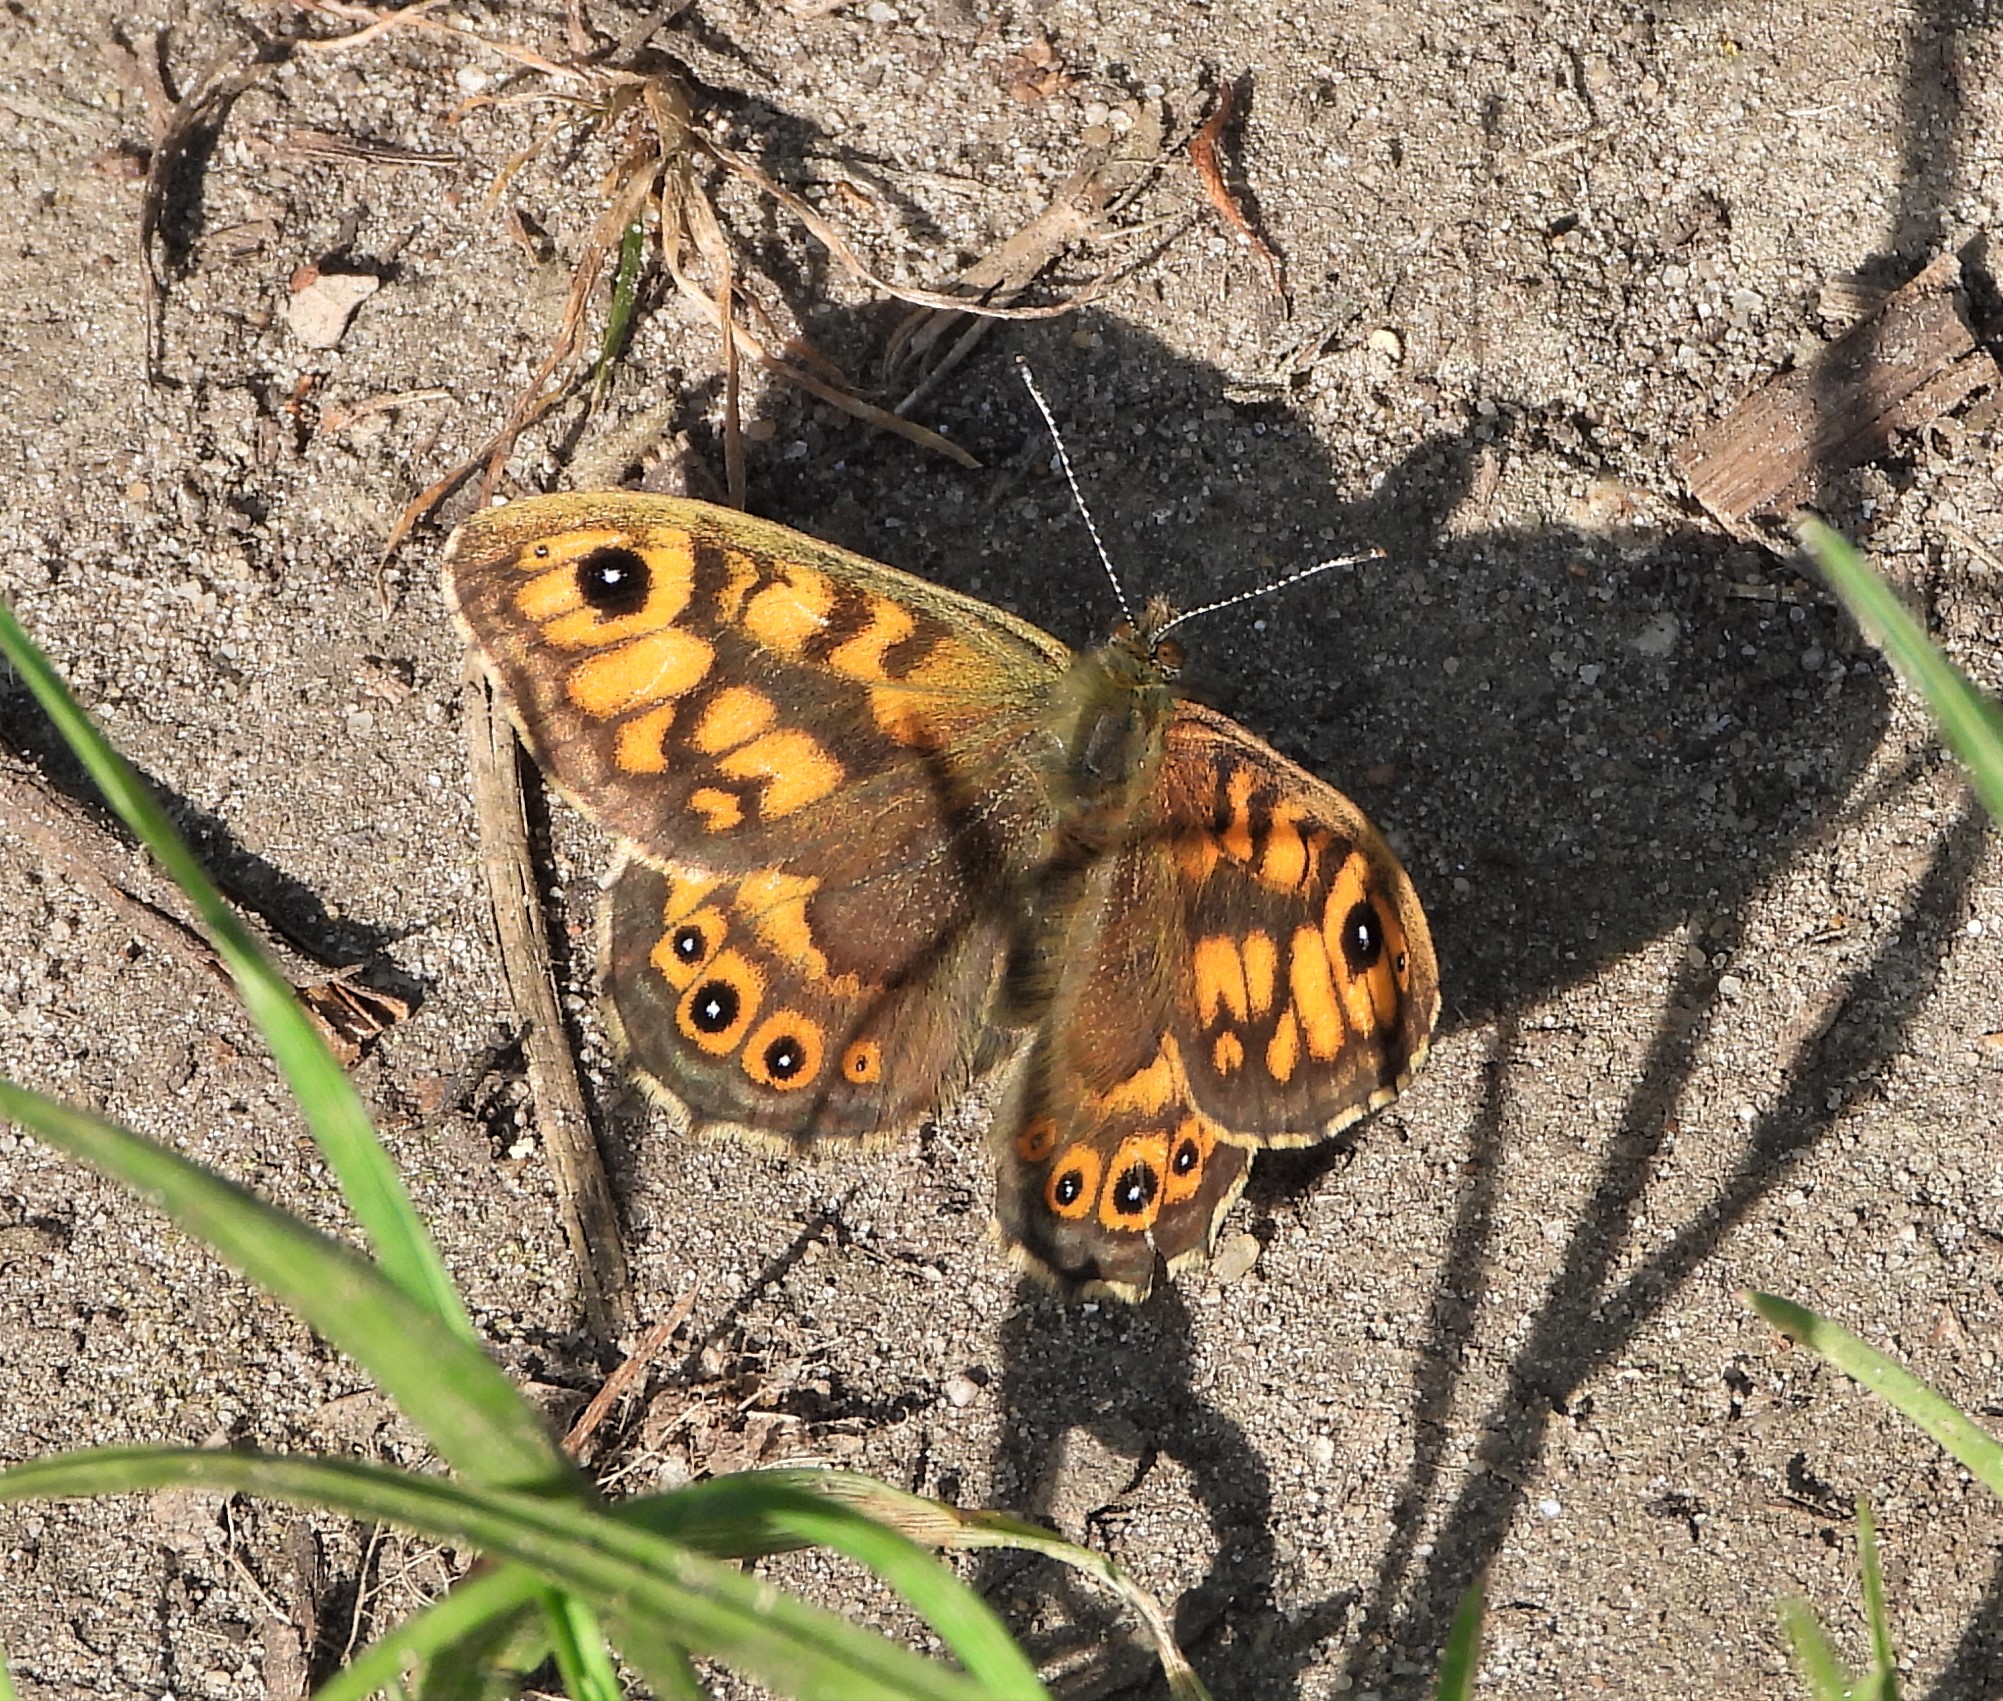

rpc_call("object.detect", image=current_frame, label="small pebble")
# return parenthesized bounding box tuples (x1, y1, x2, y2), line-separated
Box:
(1211, 1232, 1261, 1284)
(286, 270, 379, 349)
(1632, 612, 1679, 658)
(943, 1374, 981, 1408)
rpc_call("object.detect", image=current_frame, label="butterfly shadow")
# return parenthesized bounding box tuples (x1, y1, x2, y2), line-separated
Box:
(709, 272, 1987, 1695)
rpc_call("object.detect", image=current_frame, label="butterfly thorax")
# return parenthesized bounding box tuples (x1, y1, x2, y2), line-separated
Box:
(1047, 621, 1181, 849)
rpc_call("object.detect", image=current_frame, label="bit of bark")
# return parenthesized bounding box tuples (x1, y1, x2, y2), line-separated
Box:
(562, 1285, 700, 1462)
(1674, 252, 2002, 532)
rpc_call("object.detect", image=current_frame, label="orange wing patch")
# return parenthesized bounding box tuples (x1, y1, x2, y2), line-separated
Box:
(689, 787, 744, 831)
(566, 629, 714, 717)
(1098, 1036, 1181, 1116)
(1241, 929, 1277, 1016)
(1258, 798, 1310, 890)
(615, 701, 678, 774)
(1266, 1009, 1301, 1083)
(735, 868, 827, 979)
(742, 563, 834, 653)
(1289, 925, 1346, 1059)
(691, 686, 777, 754)
(1192, 934, 1250, 1027)
(827, 597, 916, 681)
(716, 728, 843, 818)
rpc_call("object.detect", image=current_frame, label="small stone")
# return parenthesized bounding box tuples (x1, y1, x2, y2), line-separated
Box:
(1717, 973, 1745, 999)
(286, 269, 379, 349)
(943, 1373, 981, 1408)
(1307, 1433, 1336, 1468)
(1800, 646, 1825, 672)
(1211, 1231, 1261, 1284)
(1632, 613, 1679, 658)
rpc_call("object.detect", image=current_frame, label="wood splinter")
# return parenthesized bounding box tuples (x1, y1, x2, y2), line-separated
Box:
(1674, 251, 2001, 533)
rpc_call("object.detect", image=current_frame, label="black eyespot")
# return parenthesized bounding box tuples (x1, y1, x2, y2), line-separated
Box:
(762, 1034, 806, 1080)
(1111, 1162, 1158, 1217)
(671, 924, 706, 963)
(1053, 1169, 1086, 1208)
(689, 981, 739, 1034)
(1172, 1139, 1201, 1176)
(1341, 900, 1382, 973)
(576, 545, 650, 617)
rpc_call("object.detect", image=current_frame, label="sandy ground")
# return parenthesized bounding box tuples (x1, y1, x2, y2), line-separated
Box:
(3, 1, 2002, 1696)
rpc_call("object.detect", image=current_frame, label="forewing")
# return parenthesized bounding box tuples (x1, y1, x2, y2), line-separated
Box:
(1161, 703, 1438, 1142)
(443, 493, 1070, 882)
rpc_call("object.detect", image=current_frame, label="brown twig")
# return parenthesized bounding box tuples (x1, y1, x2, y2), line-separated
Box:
(132, 35, 264, 380)
(1188, 80, 1287, 306)
(461, 670, 635, 1341)
(705, 138, 1119, 323)
(561, 1285, 700, 1460)
(292, 0, 579, 77)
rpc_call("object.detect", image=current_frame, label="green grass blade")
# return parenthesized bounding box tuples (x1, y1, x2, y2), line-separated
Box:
(744, 1470, 1199, 1698)
(1778, 1599, 1853, 1701)
(317, 1565, 545, 1701)
(1747, 1294, 2003, 1497)
(619, 1476, 1047, 1698)
(0, 1448, 1002, 1701)
(1434, 1580, 1484, 1701)
(1799, 519, 2003, 824)
(1855, 1500, 1898, 1701)
(590, 217, 648, 410)
(0, 1080, 568, 1491)
(0, 600, 468, 1333)
(542, 1584, 628, 1701)
(0, 1644, 18, 1701)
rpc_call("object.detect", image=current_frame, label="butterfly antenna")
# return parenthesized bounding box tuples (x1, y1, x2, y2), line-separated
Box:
(1016, 356, 1137, 628)
(1151, 547, 1387, 642)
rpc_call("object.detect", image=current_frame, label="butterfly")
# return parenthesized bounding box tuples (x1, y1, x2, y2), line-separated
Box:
(444, 491, 1437, 1300)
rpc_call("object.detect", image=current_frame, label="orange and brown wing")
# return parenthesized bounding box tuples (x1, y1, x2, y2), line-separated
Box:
(444, 493, 1070, 1146)
(988, 810, 1253, 1299)
(989, 700, 1437, 1297)
(443, 493, 1070, 884)
(1159, 703, 1437, 1142)
(601, 853, 1010, 1146)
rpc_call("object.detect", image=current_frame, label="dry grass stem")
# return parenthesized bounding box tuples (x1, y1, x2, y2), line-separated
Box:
(462, 669, 636, 1342)
(1189, 81, 1287, 305)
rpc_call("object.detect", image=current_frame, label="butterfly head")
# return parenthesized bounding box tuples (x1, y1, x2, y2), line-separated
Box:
(1110, 595, 1189, 680)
